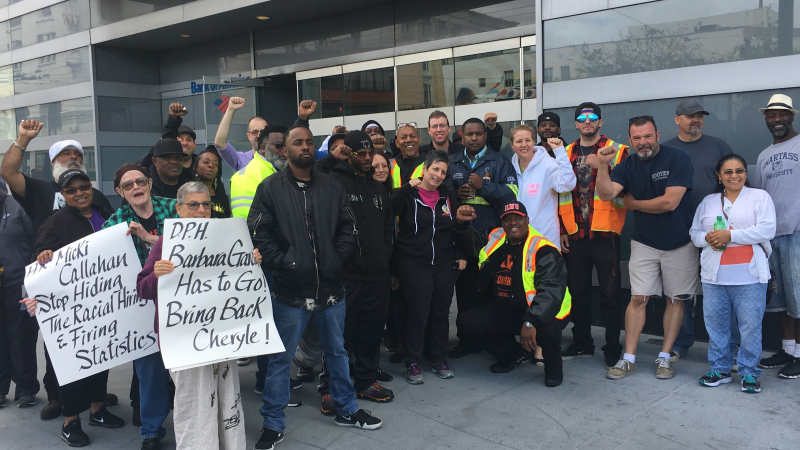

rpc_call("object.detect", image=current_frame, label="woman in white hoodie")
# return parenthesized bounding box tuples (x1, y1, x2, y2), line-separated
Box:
(690, 154, 776, 393)
(510, 126, 576, 248)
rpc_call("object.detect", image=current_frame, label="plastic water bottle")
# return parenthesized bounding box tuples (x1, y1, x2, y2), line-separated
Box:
(713, 216, 727, 251)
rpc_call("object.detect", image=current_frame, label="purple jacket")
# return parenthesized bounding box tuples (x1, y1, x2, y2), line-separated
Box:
(137, 235, 164, 335)
(215, 142, 253, 172)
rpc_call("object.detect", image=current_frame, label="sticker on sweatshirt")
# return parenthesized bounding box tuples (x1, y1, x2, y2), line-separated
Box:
(442, 202, 451, 216)
(526, 183, 539, 196)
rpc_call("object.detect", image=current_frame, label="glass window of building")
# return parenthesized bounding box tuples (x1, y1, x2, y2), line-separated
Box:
(0, 65, 13, 98)
(544, 0, 800, 82)
(98, 97, 162, 133)
(454, 48, 520, 104)
(298, 75, 344, 119)
(7, 0, 90, 51)
(397, 58, 455, 111)
(13, 47, 91, 95)
(90, 0, 191, 27)
(395, 0, 535, 47)
(522, 45, 535, 99)
(344, 68, 394, 116)
(159, 34, 250, 85)
(17, 147, 96, 183)
(16, 97, 94, 137)
(0, 109, 15, 140)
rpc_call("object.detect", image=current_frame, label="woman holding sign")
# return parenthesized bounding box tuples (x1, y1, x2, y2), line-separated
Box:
(137, 182, 260, 450)
(21, 169, 124, 447)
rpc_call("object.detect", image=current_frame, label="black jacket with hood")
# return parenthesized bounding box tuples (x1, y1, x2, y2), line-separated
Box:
(315, 154, 393, 280)
(391, 182, 466, 265)
(247, 166, 356, 308)
(452, 221, 569, 329)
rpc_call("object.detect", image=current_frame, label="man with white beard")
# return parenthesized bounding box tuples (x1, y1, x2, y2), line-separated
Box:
(0, 119, 116, 421)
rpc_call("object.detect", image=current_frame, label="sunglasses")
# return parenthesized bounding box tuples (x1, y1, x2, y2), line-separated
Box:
(119, 177, 148, 191)
(629, 115, 655, 125)
(397, 122, 418, 129)
(354, 149, 376, 159)
(180, 201, 211, 211)
(576, 114, 599, 123)
(62, 183, 92, 195)
(721, 168, 746, 175)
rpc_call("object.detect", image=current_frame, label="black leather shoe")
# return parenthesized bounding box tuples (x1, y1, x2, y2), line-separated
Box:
(40, 400, 62, 420)
(141, 438, 161, 450)
(447, 341, 481, 359)
(545, 372, 563, 387)
(490, 362, 515, 373)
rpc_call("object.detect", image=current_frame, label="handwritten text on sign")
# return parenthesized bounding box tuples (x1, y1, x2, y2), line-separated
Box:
(23, 224, 157, 385)
(158, 218, 284, 370)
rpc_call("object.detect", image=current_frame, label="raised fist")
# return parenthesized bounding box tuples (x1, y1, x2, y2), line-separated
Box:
(169, 103, 188, 117)
(546, 137, 563, 150)
(332, 125, 347, 135)
(228, 97, 245, 111)
(18, 120, 44, 140)
(299, 100, 318, 121)
(484, 112, 498, 130)
(456, 205, 477, 223)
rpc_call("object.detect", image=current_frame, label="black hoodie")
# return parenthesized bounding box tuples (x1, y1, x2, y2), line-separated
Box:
(316, 154, 393, 279)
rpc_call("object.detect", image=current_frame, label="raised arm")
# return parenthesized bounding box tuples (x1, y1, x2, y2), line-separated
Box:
(0, 120, 44, 199)
(549, 139, 577, 193)
(215, 97, 244, 149)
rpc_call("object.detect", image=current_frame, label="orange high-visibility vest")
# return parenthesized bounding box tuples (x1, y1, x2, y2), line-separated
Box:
(558, 139, 628, 235)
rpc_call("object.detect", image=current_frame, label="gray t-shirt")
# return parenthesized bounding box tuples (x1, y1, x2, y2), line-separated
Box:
(663, 134, 733, 212)
(752, 133, 800, 237)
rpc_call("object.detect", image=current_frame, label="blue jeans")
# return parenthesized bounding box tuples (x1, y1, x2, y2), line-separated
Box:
(702, 283, 767, 377)
(673, 296, 740, 356)
(135, 351, 171, 440)
(260, 297, 358, 432)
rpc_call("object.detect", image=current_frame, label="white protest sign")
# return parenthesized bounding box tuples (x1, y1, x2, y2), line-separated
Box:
(158, 218, 284, 371)
(24, 223, 158, 385)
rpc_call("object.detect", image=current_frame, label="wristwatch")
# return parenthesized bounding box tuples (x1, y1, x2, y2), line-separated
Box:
(523, 321, 535, 328)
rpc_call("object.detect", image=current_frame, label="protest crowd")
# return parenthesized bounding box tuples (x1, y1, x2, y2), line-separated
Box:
(2, 90, 800, 450)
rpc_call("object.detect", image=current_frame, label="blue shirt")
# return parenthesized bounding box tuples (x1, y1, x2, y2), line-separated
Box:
(610, 144, 694, 251)
(465, 146, 487, 169)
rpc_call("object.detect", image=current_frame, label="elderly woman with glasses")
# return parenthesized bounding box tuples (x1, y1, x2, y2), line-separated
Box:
(20, 169, 123, 447)
(136, 182, 261, 450)
(102, 163, 179, 449)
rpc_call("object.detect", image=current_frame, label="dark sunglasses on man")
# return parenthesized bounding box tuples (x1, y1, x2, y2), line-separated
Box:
(576, 114, 599, 123)
(61, 183, 92, 195)
(119, 177, 149, 191)
(354, 149, 376, 159)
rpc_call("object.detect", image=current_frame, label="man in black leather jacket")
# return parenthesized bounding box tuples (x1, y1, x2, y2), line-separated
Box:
(453, 201, 568, 387)
(248, 126, 383, 449)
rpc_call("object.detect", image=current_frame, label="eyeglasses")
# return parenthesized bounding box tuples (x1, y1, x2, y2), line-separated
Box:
(61, 183, 92, 195)
(576, 114, 599, 123)
(429, 123, 450, 130)
(722, 168, 746, 175)
(397, 122, 417, 129)
(629, 115, 655, 125)
(119, 177, 149, 191)
(272, 142, 284, 149)
(247, 130, 260, 135)
(179, 201, 211, 210)
(354, 149, 376, 159)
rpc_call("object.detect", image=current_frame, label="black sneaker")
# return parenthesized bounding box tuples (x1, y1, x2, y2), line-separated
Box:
(320, 394, 335, 416)
(296, 367, 314, 383)
(41, 399, 62, 420)
(290, 379, 303, 390)
(18, 394, 36, 408)
(334, 409, 383, 430)
(88, 406, 125, 428)
(545, 372, 563, 387)
(0, 394, 6, 408)
(105, 393, 118, 406)
(759, 349, 794, 368)
(356, 383, 395, 403)
(514, 349, 531, 365)
(490, 362, 515, 373)
(141, 438, 161, 450)
(376, 367, 393, 382)
(132, 405, 142, 427)
(699, 370, 732, 387)
(741, 375, 761, 393)
(447, 341, 481, 359)
(62, 418, 90, 447)
(287, 392, 302, 407)
(254, 427, 284, 450)
(778, 357, 800, 379)
(561, 344, 594, 360)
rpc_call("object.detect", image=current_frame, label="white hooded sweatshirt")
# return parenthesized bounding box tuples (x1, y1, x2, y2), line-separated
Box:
(511, 145, 577, 249)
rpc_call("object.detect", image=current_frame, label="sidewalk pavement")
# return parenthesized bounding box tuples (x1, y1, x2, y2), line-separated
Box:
(1, 316, 798, 450)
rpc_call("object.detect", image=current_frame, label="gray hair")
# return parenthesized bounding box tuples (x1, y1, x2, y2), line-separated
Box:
(177, 181, 210, 204)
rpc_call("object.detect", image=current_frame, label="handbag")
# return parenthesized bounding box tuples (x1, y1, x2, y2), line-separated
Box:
(720, 192, 777, 303)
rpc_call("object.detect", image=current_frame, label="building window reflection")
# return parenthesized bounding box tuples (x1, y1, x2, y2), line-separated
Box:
(454, 48, 520, 104)
(397, 58, 455, 111)
(344, 68, 394, 116)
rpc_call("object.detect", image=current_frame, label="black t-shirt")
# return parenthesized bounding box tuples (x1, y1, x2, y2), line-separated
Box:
(492, 241, 525, 307)
(210, 191, 231, 218)
(610, 144, 694, 250)
(135, 213, 159, 254)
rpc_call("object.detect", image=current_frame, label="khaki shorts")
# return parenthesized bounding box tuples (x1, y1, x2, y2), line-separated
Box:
(629, 241, 700, 299)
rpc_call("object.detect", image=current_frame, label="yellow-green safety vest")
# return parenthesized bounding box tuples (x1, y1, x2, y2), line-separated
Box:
(478, 225, 572, 320)
(390, 158, 424, 189)
(229, 153, 276, 219)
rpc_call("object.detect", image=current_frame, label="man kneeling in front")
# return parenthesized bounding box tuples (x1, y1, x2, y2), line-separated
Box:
(453, 201, 569, 387)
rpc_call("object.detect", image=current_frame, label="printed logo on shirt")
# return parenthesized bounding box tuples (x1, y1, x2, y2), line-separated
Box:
(651, 170, 669, 182)
(506, 175, 516, 184)
(373, 195, 383, 210)
(526, 183, 539, 196)
(348, 194, 362, 202)
(441, 202, 451, 216)
(763, 151, 798, 180)
(53, 192, 66, 210)
(453, 173, 464, 180)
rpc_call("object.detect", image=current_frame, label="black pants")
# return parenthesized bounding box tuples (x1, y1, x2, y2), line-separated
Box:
(457, 301, 563, 376)
(130, 364, 139, 407)
(343, 277, 390, 390)
(0, 284, 40, 400)
(59, 370, 108, 417)
(396, 259, 458, 365)
(564, 235, 623, 358)
(454, 258, 481, 339)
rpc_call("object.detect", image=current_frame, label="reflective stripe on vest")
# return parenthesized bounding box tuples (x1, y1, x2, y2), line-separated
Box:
(390, 159, 424, 189)
(478, 225, 572, 320)
(558, 139, 627, 235)
(463, 197, 490, 206)
(229, 156, 276, 219)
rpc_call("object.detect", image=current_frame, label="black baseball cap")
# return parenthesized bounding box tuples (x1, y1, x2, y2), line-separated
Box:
(344, 130, 374, 152)
(538, 112, 560, 127)
(177, 125, 196, 140)
(575, 102, 601, 120)
(675, 99, 709, 116)
(500, 200, 528, 218)
(152, 138, 184, 158)
(58, 169, 90, 188)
